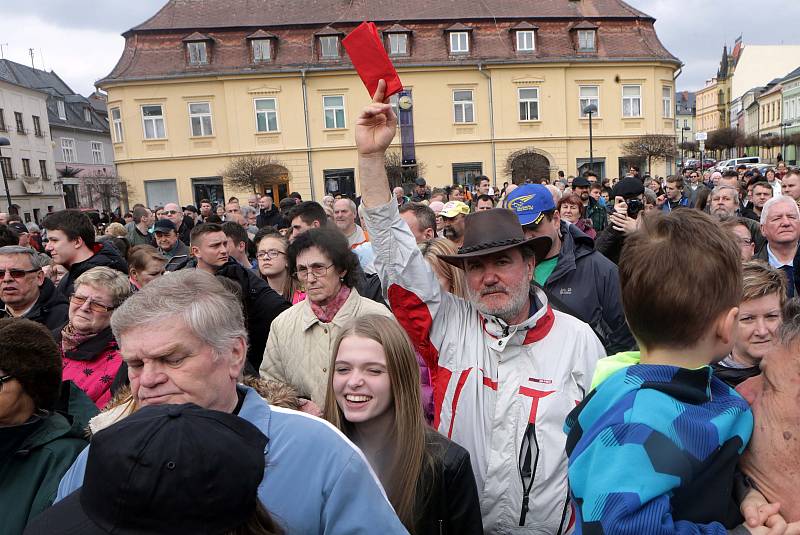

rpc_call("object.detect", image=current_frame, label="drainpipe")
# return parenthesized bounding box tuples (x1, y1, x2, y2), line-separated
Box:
(301, 69, 316, 200)
(478, 63, 497, 186)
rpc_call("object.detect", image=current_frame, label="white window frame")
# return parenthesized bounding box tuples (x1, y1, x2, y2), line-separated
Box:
(84, 107, 91, 122)
(516, 31, 535, 52)
(579, 85, 600, 117)
(187, 42, 208, 65)
(449, 32, 470, 54)
(254, 98, 280, 132)
(56, 99, 66, 120)
(577, 30, 596, 51)
(90, 141, 104, 164)
(622, 85, 642, 118)
(319, 36, 340, 59)
(111, 107, 124, 142)
(323, 95, 346, 129)
(252, 39, 272, 62)
(141, 104, 167, 140)
(188, 102, 213, 137)
(662, 86, 673, 118)
(453, 89, 475, 124)
(518, 87, 540, 121)
(61, 138, 76, 163)
(388, 33, 408, 56)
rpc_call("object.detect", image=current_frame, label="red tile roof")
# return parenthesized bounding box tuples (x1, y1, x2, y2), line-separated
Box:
(99, 1, 677, 86)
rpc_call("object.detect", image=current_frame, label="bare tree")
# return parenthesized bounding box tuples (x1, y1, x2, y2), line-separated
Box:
(82, 175, 130, 214)
(384, 151, 426, 190)
(57, 166, 83, 178)
(220, 154, 287, 194)
(620, 134, 678, 175)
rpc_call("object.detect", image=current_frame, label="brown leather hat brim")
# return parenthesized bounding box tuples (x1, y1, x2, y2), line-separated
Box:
(437, 235, 553, 269)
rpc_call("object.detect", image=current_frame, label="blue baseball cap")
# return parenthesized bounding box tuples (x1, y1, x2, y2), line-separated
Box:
(504, 184, 555, 226)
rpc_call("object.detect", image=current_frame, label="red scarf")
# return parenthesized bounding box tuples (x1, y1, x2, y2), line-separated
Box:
(309, 285, 351, 323)
(61, 322, 93, 353)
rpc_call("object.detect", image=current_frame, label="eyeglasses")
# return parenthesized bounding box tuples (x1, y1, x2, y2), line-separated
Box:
(0, 267, 40, 279)
(0, 374, 14, 393)
(256, 249, 286, 260)
(163, 210, 180, 215)
(70, 294, 116, 313)
(293, 263, 334, 280)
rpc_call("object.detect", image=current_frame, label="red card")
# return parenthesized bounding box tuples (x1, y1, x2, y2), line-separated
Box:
(342, 22, 403, 98)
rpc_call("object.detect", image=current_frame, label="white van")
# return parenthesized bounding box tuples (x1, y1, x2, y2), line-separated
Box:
(716, 157, 760, 172)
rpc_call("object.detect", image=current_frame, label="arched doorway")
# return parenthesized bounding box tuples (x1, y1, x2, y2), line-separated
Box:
(259, 164, 290, 203)
(505, 149, 551, 185)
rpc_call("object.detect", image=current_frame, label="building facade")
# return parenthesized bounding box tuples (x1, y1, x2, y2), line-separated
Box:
(782, 66, 800, 165)
(0, 60, 121, 214)
(99, 0, 680, 207)
(0, 77, 63, 222)
(674, 90, 695, 163)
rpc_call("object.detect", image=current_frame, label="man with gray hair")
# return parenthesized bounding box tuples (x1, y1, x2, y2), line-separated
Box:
(54, 269, 407, 534)
(333, 197, 368, 249)
(755, 195, 800, 298)
(0, 245, 68, 330)
(163, 202, 193, 245)
(710, 185, 742, 218)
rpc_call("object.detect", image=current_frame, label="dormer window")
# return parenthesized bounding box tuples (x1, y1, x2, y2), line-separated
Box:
(246, 30, 277, 63)
(578, 30, 595, 51)
(56, 99, 66, 120)
(84, 107, 92, 123)
(511, 22, 538, 53)
(320, 36, 339, 58)
(384, 24, 412, 57)
(183, 32, 212, 65)
(450, 32, 469, 54)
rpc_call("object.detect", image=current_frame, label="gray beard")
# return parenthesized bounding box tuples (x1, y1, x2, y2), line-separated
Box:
(466, 279, 531, 324)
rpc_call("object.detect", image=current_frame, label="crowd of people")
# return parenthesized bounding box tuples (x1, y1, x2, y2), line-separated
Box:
(1, 78, 799, 534)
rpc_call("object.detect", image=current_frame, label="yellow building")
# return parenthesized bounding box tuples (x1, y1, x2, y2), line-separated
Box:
(99, 0, 680, 207)
(756, 82, 783, 161)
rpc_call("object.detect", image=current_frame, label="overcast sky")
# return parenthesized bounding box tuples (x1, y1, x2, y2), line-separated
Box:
(1, 0, 799, 96)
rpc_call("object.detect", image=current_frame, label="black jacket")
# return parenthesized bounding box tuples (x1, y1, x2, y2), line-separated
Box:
(177, 218, 194, 246)
(0, 278, 68, 331)
(415, 430, 483, 535)
(57, 242, 129, 297)
(540, 222, 635, 354)
(595, 224, 626, 266)
(256, 205, 287, 229)
(215, 260, 291, 371)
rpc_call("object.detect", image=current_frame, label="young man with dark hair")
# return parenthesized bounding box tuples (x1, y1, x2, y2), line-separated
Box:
(566, 209, 755, 532)
(742, 181, 774, 221)
(474, 194, 495, 212)
(43, 210, 127, 296)
(222, 221, 252, 268)
(256, 195, 286, 229)
(285, 201, 328, 242)
(660, 175, 690, 212)
(127, 206, 154, 246)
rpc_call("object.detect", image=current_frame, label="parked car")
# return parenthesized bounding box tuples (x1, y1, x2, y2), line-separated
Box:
(715, 157, 760, 172)
(681, 158, 716, 171)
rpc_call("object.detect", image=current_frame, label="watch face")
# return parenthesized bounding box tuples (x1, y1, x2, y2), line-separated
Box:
(398, 95, 413, 110)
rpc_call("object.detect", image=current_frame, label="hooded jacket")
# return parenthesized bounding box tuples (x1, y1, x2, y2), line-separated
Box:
(0, 278, 68, 331)
(365, 200, 605, 534)
(1, 382, 97, 534)
(565, 354, 753, 533)
(57, 242, 129, 297)
(538, 222, 635, 354)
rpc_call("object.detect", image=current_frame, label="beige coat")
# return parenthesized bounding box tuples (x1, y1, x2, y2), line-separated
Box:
(260, 289, 393, 404)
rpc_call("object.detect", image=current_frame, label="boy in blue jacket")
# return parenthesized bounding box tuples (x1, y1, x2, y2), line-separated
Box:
(564, 209, 754, 533)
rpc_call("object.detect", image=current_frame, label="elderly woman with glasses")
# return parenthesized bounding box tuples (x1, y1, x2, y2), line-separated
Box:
(0, 318, 96, 533)
(55, 266, 132, 408)
(260, 227, 393, 405)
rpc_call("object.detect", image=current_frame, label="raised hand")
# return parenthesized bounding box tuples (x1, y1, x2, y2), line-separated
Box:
(355, 79, 398, 158)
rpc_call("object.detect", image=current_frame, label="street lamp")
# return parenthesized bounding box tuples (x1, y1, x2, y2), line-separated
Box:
(780, 121, 791, 163)
(582, 103, 598, 174)
(680, 126, 691, 169)
(0, 137, 11, 213)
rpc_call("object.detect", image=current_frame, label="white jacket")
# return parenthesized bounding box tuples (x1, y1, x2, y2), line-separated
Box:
(365, 200, 605, 534)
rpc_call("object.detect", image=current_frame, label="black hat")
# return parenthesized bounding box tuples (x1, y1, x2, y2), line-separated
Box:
(438, 208, 551, 268)
(183, 205, 198, 214)
(415, 177, 427, 186)
(152, 219, 177, 234)
(611, 178, 645, 199)
(25, 403, 268, 535)
(8, 221, 28, 235)
(572, 176, 591, 188)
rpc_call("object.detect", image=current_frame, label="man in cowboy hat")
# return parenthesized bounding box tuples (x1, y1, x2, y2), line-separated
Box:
(356, 80, 605, 534)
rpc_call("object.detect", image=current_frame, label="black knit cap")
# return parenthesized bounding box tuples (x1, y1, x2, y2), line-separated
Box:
(611, 177, 645, 199)
(0, 318, 62, 410)
(25, 403, 269, 535)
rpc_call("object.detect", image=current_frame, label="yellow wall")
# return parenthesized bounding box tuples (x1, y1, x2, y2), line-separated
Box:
(104, 61, 678, 206)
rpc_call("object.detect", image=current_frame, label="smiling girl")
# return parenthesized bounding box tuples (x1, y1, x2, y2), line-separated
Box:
(323, 315, 482, 534)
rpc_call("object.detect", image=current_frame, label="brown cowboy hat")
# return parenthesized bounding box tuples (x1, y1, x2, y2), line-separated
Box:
(438, 208, 552, 268)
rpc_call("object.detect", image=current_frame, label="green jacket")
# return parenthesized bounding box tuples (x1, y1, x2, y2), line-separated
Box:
(0, 383, 96, 535)
(585, 197, 607, 232)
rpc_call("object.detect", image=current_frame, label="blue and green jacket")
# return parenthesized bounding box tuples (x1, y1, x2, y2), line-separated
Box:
(564, 355, 753, 534)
